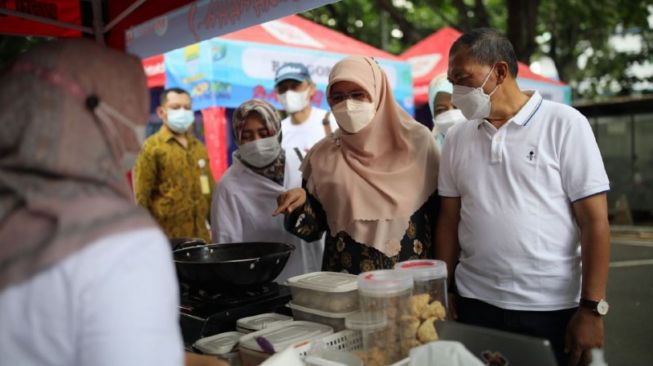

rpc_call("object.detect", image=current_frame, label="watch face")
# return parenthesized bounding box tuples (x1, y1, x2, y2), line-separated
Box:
(597, 299, 610, 315)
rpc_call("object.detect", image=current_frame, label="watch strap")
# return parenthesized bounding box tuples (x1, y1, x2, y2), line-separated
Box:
(579, 298, 599, 310)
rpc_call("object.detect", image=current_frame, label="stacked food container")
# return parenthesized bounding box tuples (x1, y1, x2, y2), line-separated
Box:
(193, 331, 244, 366)
(287, 272, 360, 331)
(353, 270, 415, 366)
(394, 260, 449, 345)
(236, 313, 293, 334)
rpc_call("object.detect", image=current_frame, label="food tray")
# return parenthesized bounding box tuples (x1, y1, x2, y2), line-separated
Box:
(288, 272, 359, 313)
(289, 302, 355, 331)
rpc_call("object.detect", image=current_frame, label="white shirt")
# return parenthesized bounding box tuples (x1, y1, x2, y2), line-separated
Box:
(211, 150, 324, 282)
(0, 228, 184, 366)
(438, 91, 610, 311)
(280, 106, 338, 154)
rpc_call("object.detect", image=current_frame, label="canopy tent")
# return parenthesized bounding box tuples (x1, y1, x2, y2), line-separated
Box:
(2, 0, 344, 182)
(0, 0, 197, 45)
(148, 15, 413, 113)
(400, 27, 572, 105)
(143, 14, 414, 180)
(0, 0, 338, 51)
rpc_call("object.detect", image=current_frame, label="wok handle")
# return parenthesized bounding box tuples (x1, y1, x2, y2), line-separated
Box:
(171, 238, 206, 251)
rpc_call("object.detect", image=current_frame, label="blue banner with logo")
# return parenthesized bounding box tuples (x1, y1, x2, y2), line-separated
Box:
(164, 38, 415, 114)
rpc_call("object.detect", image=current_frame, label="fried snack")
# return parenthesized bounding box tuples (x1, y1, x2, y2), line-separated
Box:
(399, 315, 420, 339)
(367, 346, 388, 366)
(326, 295, 357, 312)
(420, 300, 447, 320)
(408, 293, 430, 317)
(417, 317, 439, 343)
(400, 338, 421, 355)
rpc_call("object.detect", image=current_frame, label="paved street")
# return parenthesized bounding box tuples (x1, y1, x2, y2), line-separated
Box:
(605, 236, 653, 365)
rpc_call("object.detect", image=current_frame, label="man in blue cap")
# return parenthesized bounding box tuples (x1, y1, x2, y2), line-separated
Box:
(274, 62, 337, 155)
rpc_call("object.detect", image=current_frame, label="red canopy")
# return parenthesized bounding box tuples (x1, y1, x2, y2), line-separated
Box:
(0, 0, 194, 48)
(400, 27, 565, 105)
(144, 14, 401, 88)
(221, 15, 401, 60)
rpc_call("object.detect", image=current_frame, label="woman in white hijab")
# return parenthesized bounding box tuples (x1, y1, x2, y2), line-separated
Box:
(211, 99, 323, 281)
(274, 56, 440, 274)
(428, 73, 467, 152)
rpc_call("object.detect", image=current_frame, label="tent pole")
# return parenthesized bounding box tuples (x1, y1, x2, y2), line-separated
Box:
(0, 8, 94, 34)
(91, 0, 105, 44)
(104, 0, 148, 33)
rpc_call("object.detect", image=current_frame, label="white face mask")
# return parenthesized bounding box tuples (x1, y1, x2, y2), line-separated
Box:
(278, 89, 310, 113)
(331, 99, 376, 134)
(238, 134, 282, 168)
(433, 109, 467, 135)
(451, 65, 498, 120)
(166, 108, 195, 133)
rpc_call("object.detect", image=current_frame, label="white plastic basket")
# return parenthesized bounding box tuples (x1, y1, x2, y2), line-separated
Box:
(296, 330, 409, 366)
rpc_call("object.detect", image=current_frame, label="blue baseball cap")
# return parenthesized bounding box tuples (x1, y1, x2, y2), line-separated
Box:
(274, 62, 312, 85)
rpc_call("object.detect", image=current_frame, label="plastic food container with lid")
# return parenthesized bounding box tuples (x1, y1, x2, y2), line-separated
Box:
(287, 272, 359, 313)
(238, 321, 334, 366)
(289, 302, 356, 331)
(344, 311, 387, 365)
(394, 259, 448, 317)
(356, 270, 414, 365)
(193, 331, 244, 366)
(236, 313, 293, 334)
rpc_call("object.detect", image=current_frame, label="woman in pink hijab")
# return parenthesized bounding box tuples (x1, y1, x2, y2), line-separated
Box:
(275, 56, 439, 273)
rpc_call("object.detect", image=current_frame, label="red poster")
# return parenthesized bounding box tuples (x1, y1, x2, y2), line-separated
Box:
(201, 107, 228, 182)
(142, 54, 165, 87)
(0, 0, 81, 37)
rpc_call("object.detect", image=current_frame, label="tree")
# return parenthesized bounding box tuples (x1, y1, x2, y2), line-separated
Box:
(538, 0, 653, 99)
(302, 0, 652, 101)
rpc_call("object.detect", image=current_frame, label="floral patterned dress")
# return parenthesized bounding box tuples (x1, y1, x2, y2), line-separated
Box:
(285, 188, 439, 274)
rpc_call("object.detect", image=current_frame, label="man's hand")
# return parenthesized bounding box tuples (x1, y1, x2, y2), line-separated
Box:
(565, 308, 604, 366)
(273, 188, 307, 216)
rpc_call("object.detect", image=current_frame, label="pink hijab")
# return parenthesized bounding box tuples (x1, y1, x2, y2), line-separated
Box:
(0, 39, 156, 291)
(302, 56, 439, 257)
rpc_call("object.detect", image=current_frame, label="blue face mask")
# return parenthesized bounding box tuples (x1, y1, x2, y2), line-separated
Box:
(167, 108, 194, 133)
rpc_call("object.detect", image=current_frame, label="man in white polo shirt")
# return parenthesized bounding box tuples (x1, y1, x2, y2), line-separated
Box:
(436, 28, 610, 366)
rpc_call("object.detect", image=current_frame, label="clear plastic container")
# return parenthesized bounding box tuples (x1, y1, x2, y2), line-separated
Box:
(394, 259, 449, 319)
(236, 313, 293, 334)
(356, 270, 414, 365)
(393, 260, 448, 348)
(288, 272, 359, 313)
(289, 302, 355, 331)
(193, 331, 244, 366)
(344, 311, 387, 365)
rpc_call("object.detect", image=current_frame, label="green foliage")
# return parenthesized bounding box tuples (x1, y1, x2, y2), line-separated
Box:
(302, 0, 652, 101)
(537, 0, 653, 100)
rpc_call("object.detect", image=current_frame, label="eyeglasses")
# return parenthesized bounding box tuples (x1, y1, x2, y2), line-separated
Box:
(329, 91, 370, 104)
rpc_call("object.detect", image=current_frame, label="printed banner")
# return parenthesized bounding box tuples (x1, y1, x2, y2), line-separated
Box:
(201, 106, 229, 181)
(126, 0, 339, 58)
(164, 38, 415, 114)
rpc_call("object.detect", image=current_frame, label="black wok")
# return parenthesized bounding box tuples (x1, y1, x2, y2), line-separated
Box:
(173, 242, 295, 291)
